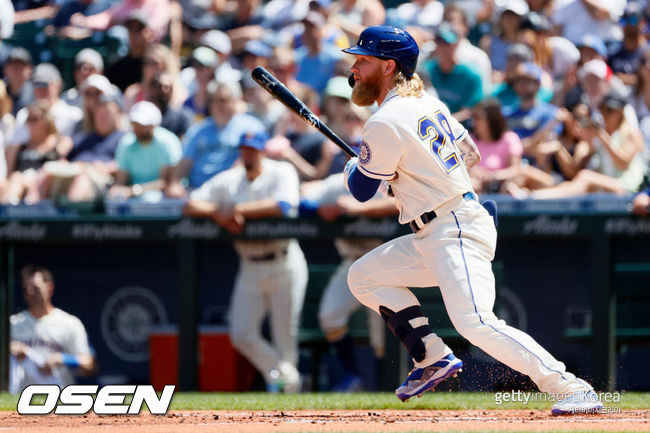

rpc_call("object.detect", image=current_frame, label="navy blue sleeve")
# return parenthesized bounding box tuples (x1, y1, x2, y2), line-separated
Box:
(348, 165, 381, 202)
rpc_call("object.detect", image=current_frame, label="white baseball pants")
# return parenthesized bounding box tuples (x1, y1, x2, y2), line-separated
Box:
(228, 240, 308, 387)
(348, 198, 590, 395)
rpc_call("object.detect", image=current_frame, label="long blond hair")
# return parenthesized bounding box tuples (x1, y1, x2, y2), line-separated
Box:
(393, 71, 424, 98)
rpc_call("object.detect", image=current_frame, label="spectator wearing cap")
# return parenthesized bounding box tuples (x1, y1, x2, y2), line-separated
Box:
(444, 4, 493, 94)
(240, 39, 272, 77)
(576, 34, 609, 65)
(123, 43, 186, 113)
(71, 0, 170, 42)
(481, 0, 528, 75)
(424, 23, 483, 120)
(108, 101, 181, 199)
(504, 62, 563, 152)
(183, 47, 219, 121)
(42, 92, 126, 202)
(7, 64, 82, 164)
(105, 11, 154, 92)
(491, 43, 554, 112)
(295, 11, 343, 93)
(242, 72, 285, 134)
(268, 46, 301, 93)
(516, 90, 645, 199)
(518, 11, 580, 81)
(3, 48, 33, 116)
(166, 81, 265, 197)
(61, 49, 106, 109)
(609, 6, 648, 87)
(148, 72, 193, 138)
(75, 74, 121, 136)
(552, 0, 624, 47)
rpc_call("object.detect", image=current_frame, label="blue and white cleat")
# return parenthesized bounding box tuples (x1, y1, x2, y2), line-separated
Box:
(551, 389, 603, 415)
(395, 354, 463, 402)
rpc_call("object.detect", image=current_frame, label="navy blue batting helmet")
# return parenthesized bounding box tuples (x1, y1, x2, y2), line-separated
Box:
(343, 25, 419, 77)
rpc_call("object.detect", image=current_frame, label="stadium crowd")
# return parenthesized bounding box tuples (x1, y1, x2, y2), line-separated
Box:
(0, 0, 649, 210)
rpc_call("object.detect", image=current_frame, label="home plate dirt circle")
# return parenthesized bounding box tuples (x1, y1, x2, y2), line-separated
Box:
(1, 409, 649, 432)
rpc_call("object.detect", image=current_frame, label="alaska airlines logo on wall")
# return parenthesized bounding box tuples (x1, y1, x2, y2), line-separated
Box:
(101, 287, 168, 362)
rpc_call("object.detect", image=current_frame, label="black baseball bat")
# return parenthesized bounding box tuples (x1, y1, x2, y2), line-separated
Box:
(251, 66, 358, 158)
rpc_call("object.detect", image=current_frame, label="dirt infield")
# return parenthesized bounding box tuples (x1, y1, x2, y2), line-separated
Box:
(1, 409, 649, 432)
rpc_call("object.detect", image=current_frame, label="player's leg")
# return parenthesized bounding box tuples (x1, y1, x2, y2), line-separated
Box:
(318, 258, 364, 391)
(228, 265, 282, 390)
(348, 235, 462, 400)
(430, 202, 600, 411)
(268, 241, 308, 393)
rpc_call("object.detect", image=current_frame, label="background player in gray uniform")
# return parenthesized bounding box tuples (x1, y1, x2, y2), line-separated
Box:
(183, 132, 307, 393)
(302, 172, 397, 391)
(10, 265, 97, 394)
(341, 25, 602, 415)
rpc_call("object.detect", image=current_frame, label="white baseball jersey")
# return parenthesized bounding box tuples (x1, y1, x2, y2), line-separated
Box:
(357, 90, 473, 224)
(191, 158, 300, 258)
(10, 308, 91, 393)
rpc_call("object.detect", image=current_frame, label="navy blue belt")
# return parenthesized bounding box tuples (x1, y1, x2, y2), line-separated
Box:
(248, 249, 288, 262)
(409, 192, 476, 234)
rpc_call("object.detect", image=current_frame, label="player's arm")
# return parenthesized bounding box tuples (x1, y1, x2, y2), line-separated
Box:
(457, 135, 481, 171)
(344, 158, 381, 202)
(234, 198, 285, 219)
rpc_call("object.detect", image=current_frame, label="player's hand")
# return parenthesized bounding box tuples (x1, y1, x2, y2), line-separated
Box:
(632, 193, 650, 216)
(317, 204, 342, 221)
(10, 341, 28, 360)
(39, 353, 63, 375)
(165, 182, 186, 198)
(213, 210, 245, 234)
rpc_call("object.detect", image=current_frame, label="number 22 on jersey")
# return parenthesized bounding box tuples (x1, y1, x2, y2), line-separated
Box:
(417, 111, 460, 173)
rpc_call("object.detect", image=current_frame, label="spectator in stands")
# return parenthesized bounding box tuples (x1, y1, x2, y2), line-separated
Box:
(3, 48, 33, 116)
(239, 39, 272, 77)
(7, 63, 83, 160)
(148, 72, 192, 138)
(609, 5, 647, 87)
(518, 11, 580, 81)
(504, 62, 561, 153)
(2, 100, 71, 204)
(444, 3, 492, 94)
(552, 0, 624, 46)
(12, 0, 57, 24)
(491, 43, 554, 112)
(268, 46, 301, 92)
(386, 0, 442, 37)
(481, 0, 528, 79)
(242, 74, 284, 134)
(108, 101, 181, 199)
(220, 0, 266, 52)
(0, 81, 13, 182)
(166, 81, 264, 196)
(183, 47, 219, 121)
(295, 12, 343, 93)
(513, 91, 645, 198)
(123, 43, 185, 112)
(632, 47, 650, 147)
(53, 0, 111, 39)
(71, 0, 170, 42)
(9, 265, 97, 395)
(105, 11, 154, 92)
(425, 23, 483, 121)
(329, 0, 385, 42)
(44, 92, 125, 202)
(61, 49, 105, 109)
(183, 132, 307, 394)
(469, 98, 523, 193)
(75, 74, 119, 136)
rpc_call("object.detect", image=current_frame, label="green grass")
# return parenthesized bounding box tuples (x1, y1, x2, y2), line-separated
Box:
(1, 391, 649, 411)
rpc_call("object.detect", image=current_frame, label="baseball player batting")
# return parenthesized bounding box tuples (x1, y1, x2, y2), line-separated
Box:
(341, 25, 602, 415)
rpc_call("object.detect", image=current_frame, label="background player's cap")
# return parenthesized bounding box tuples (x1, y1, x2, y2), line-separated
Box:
(343, 25, 419, 77)
(239, 131, 269, 151)
(129, 101, 162, 126)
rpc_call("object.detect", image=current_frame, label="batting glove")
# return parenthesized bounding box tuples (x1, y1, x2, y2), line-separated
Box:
(343, 157, 358, 192)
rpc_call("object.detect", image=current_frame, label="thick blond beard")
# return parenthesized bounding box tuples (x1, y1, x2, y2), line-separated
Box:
(351, 64, 383, 106)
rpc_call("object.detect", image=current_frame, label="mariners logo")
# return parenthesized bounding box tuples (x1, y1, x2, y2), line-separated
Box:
(101, 287, 168, 362)
(359, 140, 371, 164)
